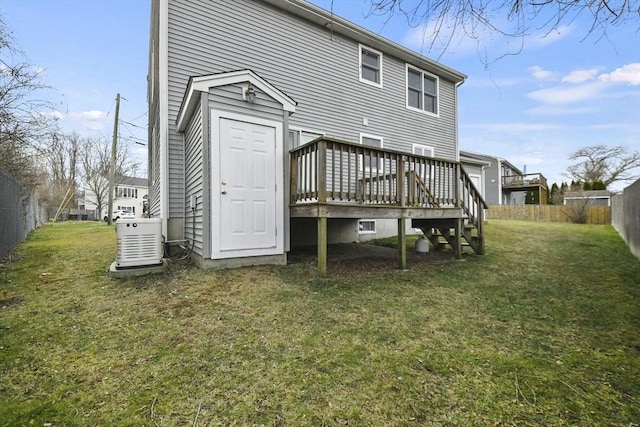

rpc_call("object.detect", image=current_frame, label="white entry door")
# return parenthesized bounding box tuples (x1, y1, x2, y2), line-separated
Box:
(212, 112, 283, 258)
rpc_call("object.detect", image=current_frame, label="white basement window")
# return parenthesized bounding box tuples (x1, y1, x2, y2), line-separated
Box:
(358, 219, 376, 234)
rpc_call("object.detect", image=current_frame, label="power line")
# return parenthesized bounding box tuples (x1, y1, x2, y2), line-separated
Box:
(119, 119, 146, 129)
(127, 111, 148, 122)
(119, 135, 146, 146)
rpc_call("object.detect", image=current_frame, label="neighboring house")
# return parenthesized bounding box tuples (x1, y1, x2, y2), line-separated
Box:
(148, 0, 486, 273)
(459, 154, 490, 201)
(564, 190, 611, 207)
(460, 151, 548, 205)
(84, 175, 149, 220)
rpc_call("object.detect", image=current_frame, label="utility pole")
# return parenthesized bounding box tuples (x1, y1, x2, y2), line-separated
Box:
(107, 93, 120, 225)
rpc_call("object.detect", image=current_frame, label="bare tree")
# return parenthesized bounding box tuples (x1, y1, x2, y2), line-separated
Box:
(567, 145, 640, 188)
(563, 193, 592, 224)
(80, 137, 139, 220)
(0, 18, 55, 189)
(38, 131, 81, 208)
(364, 0, 639, 58)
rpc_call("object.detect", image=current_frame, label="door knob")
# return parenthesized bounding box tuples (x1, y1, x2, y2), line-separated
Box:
(221, 181, 227, 185)
(221, 190, 227, 195)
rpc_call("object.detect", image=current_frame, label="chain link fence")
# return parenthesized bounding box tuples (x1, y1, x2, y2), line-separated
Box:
(0, 170, 46, 260)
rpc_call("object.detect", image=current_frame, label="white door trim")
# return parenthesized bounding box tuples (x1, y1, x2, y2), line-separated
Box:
(210, 110, 284, 259)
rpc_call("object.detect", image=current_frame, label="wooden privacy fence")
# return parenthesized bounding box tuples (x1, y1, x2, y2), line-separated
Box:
(487, 205, 611, 225)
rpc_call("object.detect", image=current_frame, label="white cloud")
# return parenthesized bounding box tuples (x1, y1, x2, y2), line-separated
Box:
(402, 17, 482, 58)
(561, 68, 600, 84)
(526, 25, 573, 48)
(525, 105, 599, 116)
(83, 110, 108, 120)
(527, 82, 604, 104)
(403, 17, 572, 59)
(67, 110, 110, 131)
(529, 66, 556, 80)
(40, 110, 65, 120)
(599, 63, 640, 85)
(464, 122, 562, 132)
(511, 153, 545, 167)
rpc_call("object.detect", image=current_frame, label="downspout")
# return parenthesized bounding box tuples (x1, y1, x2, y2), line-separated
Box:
(454, 79, 465, 163)
(159, 0, 169, 238)
(182, 121, 186, 243)
(497, 158, 503, 205)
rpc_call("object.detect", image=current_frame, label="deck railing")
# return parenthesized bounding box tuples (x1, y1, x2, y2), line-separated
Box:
(502, 173, 548, 189)
(289, 137, 487, 229)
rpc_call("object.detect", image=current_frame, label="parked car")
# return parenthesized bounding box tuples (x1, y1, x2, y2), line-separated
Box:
(104, 210, 135, 222)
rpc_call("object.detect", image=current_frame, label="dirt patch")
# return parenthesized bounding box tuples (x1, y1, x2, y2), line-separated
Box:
(288, 243, 453, 277)
(0, 296, 24, 308)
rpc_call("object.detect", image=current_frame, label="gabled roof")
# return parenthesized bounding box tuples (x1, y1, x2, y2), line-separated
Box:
(459, 152, 491, 167)
(116, 175, 148, 188)
(176, 69, 297, 132)
(263, 0, 466, 84)
(460, 150, 522, 175)
(564, 190, 611, 198)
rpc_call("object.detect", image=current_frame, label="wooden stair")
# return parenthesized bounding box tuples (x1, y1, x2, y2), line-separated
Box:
(413, 219, 485, 256)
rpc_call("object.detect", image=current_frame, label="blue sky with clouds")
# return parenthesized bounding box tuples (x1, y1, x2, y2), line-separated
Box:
(2, 0, 639, 190)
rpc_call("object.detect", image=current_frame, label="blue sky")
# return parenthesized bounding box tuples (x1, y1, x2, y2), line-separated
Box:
(2, 0, 639, 190)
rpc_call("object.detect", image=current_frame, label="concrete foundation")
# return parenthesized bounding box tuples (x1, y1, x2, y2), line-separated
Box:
(191, 252, 287, 269)
(108, 259, 168, 278)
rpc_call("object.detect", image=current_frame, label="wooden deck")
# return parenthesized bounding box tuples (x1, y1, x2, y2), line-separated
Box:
(289, 137, 487, 276)
(502, 173, 549, 204)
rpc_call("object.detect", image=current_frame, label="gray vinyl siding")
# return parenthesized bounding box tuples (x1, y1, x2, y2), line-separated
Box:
(208, 84, 286, 124)
(163, 0, 461, 216)
(462, 152, 500, 205)
(184, 101, 204, 256)
(177, 82, 289, 256)
(148, 1, 161, 218)
(149, 102, 162, 218)
(461, 163, 483, 179)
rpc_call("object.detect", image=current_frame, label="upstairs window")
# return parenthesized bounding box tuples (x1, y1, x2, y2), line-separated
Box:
(359, 45, 383, 88)
(115, 187, 138, 199)
(407, 65, 439, 116)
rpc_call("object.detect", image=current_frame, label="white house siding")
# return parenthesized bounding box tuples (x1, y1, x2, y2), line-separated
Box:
(184, 100, 204, 256)
(162, 0, 462, 223)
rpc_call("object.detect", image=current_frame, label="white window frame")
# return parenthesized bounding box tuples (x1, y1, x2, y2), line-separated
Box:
(406, 64, 439, 117)
(288, 127, 325, 150)
(117, 206, 135, 214)
(358, 219, 377, 234)
(412, 143, 435, 158)
(411, 144, 435, 207)
(359, 44, 383, 88)
(359, 133, 384, 172)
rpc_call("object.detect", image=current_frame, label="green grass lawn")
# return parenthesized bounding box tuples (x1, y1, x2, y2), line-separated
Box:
(0, 220, 638, 426)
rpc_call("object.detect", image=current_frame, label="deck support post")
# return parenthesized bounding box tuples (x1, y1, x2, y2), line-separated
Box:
(398, 218, 407, 269)
(318, 216, 327, 277)
(454, 218, 463, 259)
